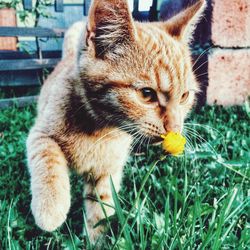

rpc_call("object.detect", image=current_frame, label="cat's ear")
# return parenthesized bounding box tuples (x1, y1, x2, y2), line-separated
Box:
(86, 0, 136, 59)
(164, 0, 206, 43)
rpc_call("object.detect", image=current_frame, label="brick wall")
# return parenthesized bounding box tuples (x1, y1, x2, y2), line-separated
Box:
(207, 0, 250, 105)
(0, 8, 17, 51)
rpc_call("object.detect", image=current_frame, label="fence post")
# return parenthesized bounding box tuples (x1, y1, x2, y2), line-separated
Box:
(55, 0, 64, 12)
(149, 0, 159, 21)
(84, 0, 91, 15)
(23, 0, 33, 10)
(133, 0, 139, 15)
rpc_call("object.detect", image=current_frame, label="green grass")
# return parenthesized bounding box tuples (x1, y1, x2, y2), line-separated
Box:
(0, 104, 249, 249)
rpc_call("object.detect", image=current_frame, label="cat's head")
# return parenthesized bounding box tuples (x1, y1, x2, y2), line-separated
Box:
(79, 0, 206, 141)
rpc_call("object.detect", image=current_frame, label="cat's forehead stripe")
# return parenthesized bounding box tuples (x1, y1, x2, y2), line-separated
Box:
(154, 64, 170, 92)
(139, 73, 151, 81)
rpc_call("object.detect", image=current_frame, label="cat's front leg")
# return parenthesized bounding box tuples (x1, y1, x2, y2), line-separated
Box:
(84, 170, 123, 244)
(26, 128, 71, 232)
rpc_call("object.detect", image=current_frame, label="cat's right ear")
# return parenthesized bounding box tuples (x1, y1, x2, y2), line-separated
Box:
(85, 0, 136, 60)
(164, 0, 206, 43)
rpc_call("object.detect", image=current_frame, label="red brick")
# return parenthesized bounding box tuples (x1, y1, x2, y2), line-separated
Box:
(212, 0, 250, 48)
(0, 8, 17, 51)
(207, 49, 250, 106)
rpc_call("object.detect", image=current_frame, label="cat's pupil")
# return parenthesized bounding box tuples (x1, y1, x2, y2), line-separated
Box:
(141, 88, 158, 102)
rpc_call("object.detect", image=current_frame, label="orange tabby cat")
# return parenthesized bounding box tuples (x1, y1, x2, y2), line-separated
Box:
(26, 0, 206, 243)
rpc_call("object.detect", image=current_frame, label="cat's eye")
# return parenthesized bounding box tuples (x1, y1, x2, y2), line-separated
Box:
(140, 88, 158, 103)
(180, 91, 189, 104)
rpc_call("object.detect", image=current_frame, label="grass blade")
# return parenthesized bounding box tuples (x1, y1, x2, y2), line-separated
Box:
(110, 177, 133, 250)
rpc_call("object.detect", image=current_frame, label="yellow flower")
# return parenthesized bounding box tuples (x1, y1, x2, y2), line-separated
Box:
(161, 132, 186, 156)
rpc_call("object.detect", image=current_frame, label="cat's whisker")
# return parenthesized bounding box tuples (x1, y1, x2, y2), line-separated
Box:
(192, 59, 209, 75)
(183, 129, 207, 168)
(184, 123, 224, 137)
(195, 72, 209, 78)
(184, 126, 208, 143)
(188, 123, 225, 155)
(192, 45, 213, 69)
(183, 132, 196, 153)
(140, 135, 149, 154)
(131, 132, 144, 151)
(128, 134, 143, 156)
(184, 125, 218, 143)
(183, 129, 197, 153)
(129, 134, 143, 155)
(184, 126, 206, 145)
(133, 133, 146, 155)
(184, 126, 219, 156)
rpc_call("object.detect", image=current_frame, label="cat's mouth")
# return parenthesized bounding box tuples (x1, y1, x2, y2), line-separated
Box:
(150, 136, 163, 145)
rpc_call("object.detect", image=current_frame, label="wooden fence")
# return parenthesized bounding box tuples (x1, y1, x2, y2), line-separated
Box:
(0, 0, 89, 108)
(0, 0, 210, 109)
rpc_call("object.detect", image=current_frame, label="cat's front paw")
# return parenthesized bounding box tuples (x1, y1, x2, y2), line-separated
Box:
(31, 188, 70, 232)
(88, 223, 106, 248)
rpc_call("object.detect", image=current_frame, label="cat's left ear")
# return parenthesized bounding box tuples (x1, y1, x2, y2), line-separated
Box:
(86, 0, 136, 59)
(163, 0, 206, 43)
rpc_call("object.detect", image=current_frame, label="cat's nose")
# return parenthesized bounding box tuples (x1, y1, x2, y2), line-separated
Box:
(164, 124, 181, 133)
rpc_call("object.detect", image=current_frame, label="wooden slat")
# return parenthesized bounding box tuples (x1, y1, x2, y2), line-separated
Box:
(0, 70, 41, 87)
(0, 96, 38, 109)
(0, 50, 62, 60)
(0, 27, 65, 37)
(23, 0, 33, 10)
(0, 58, 60, 71)
(55, 0, 64, 12)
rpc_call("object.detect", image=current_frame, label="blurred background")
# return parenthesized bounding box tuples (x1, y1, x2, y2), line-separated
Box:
(2, 0, 249, 110)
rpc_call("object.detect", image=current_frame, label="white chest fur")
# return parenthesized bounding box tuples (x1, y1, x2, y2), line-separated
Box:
(69, 128, 133, 177)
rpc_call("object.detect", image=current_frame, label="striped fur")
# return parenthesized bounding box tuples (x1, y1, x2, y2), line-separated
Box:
(26, 0, 206, 244)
